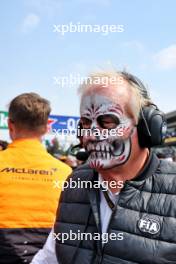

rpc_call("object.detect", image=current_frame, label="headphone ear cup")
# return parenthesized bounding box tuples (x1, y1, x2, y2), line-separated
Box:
(137, 106, 167, 148)
(149, 113, 167, 146)
(137, 112, 151, 148)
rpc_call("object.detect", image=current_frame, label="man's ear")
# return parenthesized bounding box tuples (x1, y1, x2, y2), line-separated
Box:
(8, 118, 16, 140)
(42, 124, 48, 135)
(8, 118, 14, 132)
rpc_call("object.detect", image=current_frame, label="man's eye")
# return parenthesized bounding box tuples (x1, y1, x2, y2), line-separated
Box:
(81, 117, 92, 128)
(97, 114, 120, 129)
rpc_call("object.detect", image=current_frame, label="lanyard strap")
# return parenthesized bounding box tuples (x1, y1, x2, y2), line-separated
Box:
(101, 188, 116, 211)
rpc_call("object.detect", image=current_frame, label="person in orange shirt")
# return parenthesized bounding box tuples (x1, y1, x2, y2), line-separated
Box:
(0, 93, 72, 264)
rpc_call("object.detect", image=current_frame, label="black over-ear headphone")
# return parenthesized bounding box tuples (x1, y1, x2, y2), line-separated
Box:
(120, 71, 167, 148)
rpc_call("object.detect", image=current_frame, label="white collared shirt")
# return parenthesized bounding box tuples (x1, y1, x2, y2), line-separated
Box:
(99, 174, 119, 234)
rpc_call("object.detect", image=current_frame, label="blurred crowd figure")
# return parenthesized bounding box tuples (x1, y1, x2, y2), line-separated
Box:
(0, 140, 8, 150)
(154, 146, 176, 162)
(46, 137, 86, 168)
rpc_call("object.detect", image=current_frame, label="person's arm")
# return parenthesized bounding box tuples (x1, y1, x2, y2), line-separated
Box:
(30, 229, 58, 264)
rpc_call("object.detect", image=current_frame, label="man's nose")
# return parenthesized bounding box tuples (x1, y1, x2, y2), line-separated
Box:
(90, 121, 97, 131)
(89, 122, 101, 140)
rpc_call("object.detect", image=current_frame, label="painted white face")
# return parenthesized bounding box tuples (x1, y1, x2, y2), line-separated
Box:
(80, 93, 135, 169)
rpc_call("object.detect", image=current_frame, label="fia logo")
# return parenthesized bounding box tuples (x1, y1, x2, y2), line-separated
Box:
(138, 217, 160, 235)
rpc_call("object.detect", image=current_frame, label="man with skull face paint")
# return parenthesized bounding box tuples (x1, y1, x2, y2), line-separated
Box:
(32, 71, 176, 264)
(78, 72, 151, 191)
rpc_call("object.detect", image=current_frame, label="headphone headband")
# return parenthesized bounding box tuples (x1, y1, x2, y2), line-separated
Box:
(120, 71, 151, 101)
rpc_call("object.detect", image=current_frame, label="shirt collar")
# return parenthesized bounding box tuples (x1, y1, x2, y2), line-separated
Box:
(131, 150, 160, 181)
(98, 174, 119, 197)
(8, 138, 45, 150)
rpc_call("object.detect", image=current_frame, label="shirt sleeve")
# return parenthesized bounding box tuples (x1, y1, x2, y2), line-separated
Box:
(30, 229, 58, 264)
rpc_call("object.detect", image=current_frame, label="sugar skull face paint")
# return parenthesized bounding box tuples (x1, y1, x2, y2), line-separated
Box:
(80, 93, 135, 169)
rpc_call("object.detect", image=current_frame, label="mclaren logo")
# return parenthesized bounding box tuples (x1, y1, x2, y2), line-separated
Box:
(138, 217, 160, 235)
(0, 167, 58, 175)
